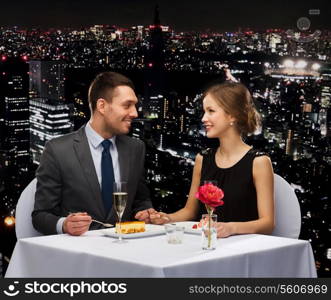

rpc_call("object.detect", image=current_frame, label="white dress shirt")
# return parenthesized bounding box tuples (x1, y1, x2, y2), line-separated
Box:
(84, 122, 121, 184)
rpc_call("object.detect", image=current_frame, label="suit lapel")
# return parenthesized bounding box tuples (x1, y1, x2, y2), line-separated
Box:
(73, 127, 105, 218)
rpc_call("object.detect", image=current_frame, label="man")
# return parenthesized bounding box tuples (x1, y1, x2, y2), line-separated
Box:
(32, 72, 155, 235)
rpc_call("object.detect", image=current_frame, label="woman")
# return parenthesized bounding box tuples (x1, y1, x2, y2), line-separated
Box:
(150, 81, 275, 237)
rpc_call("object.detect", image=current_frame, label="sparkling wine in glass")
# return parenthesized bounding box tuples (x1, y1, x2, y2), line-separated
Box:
(113, 181, 128, 243)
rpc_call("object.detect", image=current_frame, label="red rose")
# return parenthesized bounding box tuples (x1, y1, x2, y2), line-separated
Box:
(195, 183, 224, 208)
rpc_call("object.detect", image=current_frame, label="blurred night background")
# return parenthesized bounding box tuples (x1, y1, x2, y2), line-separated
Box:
(0, 0, 330, 276)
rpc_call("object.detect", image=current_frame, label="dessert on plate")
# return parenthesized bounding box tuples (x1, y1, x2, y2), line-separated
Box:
(115, 221, 146, 234)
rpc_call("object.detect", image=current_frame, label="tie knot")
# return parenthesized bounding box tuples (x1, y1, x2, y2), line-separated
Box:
(101, 139, 112, 151)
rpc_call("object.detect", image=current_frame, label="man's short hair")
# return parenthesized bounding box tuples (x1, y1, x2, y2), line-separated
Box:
(88, 72, 135, 112)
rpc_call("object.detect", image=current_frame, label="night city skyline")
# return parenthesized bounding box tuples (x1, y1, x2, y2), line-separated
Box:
(0, 0, 330, 31)
(0, 1, 330, 278)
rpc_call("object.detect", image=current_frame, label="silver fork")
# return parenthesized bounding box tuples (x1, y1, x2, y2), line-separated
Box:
(68, 212, 114, 228)
(91, 219, 114, 228)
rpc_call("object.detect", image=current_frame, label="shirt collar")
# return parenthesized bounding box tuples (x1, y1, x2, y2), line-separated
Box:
(85, 122, 116, 149)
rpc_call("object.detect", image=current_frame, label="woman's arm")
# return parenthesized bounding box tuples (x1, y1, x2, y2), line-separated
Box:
(150, 154, 203, 224)
(216, 155, 275, 237)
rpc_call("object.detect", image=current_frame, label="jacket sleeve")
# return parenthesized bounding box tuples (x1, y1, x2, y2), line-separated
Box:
(32, 140, 63, 235)
(131, 142, 153, 216)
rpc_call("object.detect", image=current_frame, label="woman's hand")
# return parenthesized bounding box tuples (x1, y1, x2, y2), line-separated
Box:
(215, 222, 234, 238)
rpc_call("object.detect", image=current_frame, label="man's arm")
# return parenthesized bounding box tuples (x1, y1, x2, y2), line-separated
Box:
(131, 142, 153, 216)
(32, 141, 63, 235)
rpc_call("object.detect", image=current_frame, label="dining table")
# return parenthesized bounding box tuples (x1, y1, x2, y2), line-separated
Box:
(5, 223, 317, 278)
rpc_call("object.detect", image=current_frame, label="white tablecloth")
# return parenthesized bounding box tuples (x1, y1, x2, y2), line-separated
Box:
(6, 230, 317, 278)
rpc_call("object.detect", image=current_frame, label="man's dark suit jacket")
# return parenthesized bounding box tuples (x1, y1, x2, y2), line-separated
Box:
(32, 126, 152, 235)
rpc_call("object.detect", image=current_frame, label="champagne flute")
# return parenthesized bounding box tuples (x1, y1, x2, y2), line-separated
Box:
(113, 181, 128, 243)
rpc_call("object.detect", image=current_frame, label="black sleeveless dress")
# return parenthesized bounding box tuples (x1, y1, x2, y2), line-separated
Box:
(198, 148, 267, 222)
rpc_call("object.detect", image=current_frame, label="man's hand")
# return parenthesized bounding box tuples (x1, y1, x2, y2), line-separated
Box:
(135, 208, 157, 224)
(63, 212, 92, 236)
(149, 212, 171, 225)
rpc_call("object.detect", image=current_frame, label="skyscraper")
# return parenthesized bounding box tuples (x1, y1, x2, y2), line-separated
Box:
(0, 57, 29, 167)
(29, 60, 65, 101)
(29, 98, 73, 164)
(146, 5, 165, 72)
(320, 66, 331, 137)
(28, 60, 73, 164)
(144, 5, 166, 115)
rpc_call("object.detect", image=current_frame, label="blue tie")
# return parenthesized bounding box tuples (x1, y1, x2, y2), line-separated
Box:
(101, 140, 115, 213)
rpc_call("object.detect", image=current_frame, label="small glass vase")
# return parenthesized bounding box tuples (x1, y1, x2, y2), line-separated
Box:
(201, 213, 217, 250)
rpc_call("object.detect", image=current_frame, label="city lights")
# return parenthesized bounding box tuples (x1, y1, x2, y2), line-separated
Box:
(0, 18, 330, 277)
(282, 59, 321, 71)
(295, 60, 308, 69)
(283, 59, 294, 68)
(4, 216, 15, 227)
(312, 63, 321, 70)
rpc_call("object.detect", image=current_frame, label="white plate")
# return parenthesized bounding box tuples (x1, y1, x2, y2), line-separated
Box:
(102, 224, 165, 239)
(173, 221, 202, 235)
